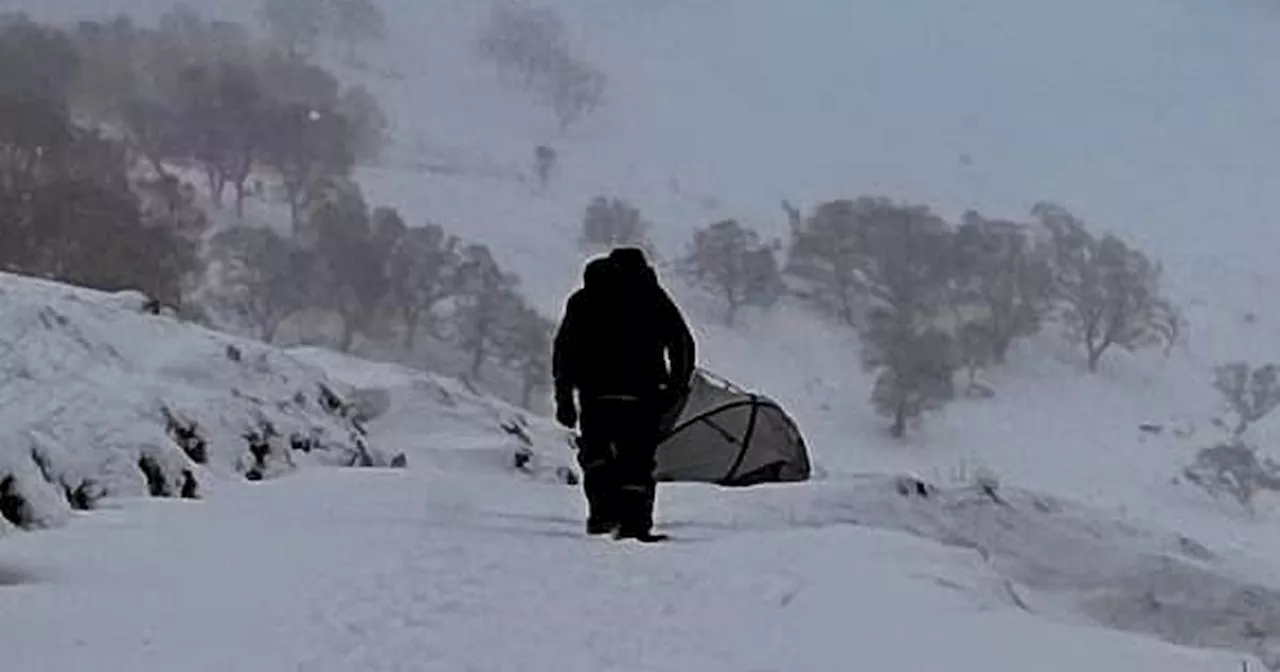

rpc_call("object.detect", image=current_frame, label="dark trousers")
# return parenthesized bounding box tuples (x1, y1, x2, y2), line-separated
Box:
(576, 396, 661, 533)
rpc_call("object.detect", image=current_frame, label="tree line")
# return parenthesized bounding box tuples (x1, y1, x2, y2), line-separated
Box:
(579, 193, 1182, 437)
(0, 7, 556, 411)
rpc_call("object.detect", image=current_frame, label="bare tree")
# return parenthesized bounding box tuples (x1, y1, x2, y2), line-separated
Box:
(207, 226, 319, 342)
(533, 144, 556, 190)
(1183, 440, 1280, 515)
(326, 0, 386, 65)
(784, 199, 869, 329)
(475, 2, 606, 131)
(305, 181, 389, 351)
(1034, 202, 1179, 372)
(497, 299, 554, 409)
(385, 221, 462, 353)
(169, 60, 265, 215)
(0, 21, 200, 309)
(475, 2, 567, 89)
(742, 244, 786, 310)
(678, 219, 783, 325)
(951, 211, 1053, 364)
(849, 199, 957, 436)
(334, 84, 387, 163)
(261, 102, 356, 233)
(865, 317, 957, 438)
(579, 196, 652, 251)
(451, 243, 522, 380)
(1213, 362, 1280, 437)
(539, 51, 605, 131)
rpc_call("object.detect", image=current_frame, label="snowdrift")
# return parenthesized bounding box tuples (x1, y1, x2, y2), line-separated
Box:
(284, 346, 577, 484)
(0, 272, 573, 535)
(658, 474, 1280, 667)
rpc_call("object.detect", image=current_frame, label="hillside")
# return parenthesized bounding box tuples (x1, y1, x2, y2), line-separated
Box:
(7, 0, 1280, 668)
(0, 271, 572, 534)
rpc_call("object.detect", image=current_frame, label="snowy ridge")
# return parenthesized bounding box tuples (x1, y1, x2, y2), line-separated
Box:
(0, 271, 571, 534)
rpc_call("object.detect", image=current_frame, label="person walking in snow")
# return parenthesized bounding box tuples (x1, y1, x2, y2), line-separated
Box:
(552, 247, 696, 540)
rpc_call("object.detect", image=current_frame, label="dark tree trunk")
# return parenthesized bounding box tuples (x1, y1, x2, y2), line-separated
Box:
(402, 309, 420, 353)
(469, 339, 486, 380)
(891, 402, 907, 438)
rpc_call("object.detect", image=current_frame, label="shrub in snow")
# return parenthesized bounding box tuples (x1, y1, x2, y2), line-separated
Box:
(0, 474, 31, 528)
(138, 454, 172, 497)
(972, 467, 1002, 499)
(1032, 202, 1180, 372)
(180, 469, 199, 499)
(162, 407, 208, 465)
(1183, 440, 1280, 514)
(1213, 362, 1280, 437)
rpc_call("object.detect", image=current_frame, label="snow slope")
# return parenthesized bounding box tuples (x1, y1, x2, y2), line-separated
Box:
(0, 272, 571, 534)
(0, 463, 1268, 671)
(9, 0, 1280, 667)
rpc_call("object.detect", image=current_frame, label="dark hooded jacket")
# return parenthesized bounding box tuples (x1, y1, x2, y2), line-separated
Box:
(552, 252, 696, 403)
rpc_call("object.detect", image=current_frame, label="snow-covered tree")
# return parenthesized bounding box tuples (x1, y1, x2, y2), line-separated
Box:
(385, 221, 462, 352)
(849, 198, 958, 436)
(304, 181, 390, 351)
(451, 243, 523, 380)
(539, 51, 605, 131)
(1213, 362, 1280, 437)
(865, 313, 957, 438)
(784, 199, 869, 328)
(950, 211, 1053, 364)
(579, 196, 652, 252)
(474, 2, 606, 131)
(1183, 440, 1280, 515)
(497, 300, 554, 409)
(678, 219, 784, 325)
(206, 226, 318, 342)
(1034, 202, 1179, 372)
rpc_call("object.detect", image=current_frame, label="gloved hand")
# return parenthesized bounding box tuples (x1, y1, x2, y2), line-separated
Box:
(555, 393, 578, 429)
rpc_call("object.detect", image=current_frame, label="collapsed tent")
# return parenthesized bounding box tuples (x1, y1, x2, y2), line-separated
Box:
(653, 369, 811, 486)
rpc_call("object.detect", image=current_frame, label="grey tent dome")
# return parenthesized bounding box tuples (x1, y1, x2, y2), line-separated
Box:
(653, 369, 811, 486)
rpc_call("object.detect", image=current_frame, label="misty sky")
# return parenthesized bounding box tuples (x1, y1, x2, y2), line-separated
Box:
(10, 0, 1280, 339)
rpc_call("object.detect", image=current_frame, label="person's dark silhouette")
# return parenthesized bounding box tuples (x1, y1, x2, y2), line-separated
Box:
(552, 248, 696, 540)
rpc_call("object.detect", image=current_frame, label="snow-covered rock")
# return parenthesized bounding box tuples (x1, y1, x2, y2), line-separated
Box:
(0, 272, 572, 533)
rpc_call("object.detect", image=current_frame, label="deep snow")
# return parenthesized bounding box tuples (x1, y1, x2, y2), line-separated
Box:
(0, 466, 1267, 672)
(6, 0, 1280, 668)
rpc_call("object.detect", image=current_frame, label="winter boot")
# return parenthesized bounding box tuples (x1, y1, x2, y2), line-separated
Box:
(613, 483, 665, 541)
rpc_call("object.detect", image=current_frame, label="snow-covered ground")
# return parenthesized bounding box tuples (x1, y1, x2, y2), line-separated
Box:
(0, 275, 1273, 670)
(8, 0, 1280, 668)
(0, 463, 1267, 671)
(0, 272, 571, 531)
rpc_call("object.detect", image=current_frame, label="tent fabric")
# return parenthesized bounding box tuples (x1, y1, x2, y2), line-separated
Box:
(652, 369, 811, 486)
